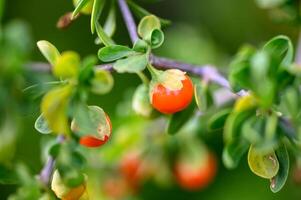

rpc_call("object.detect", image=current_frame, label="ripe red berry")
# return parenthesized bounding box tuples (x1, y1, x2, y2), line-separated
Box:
(120, 151, 153, 191)
(151, 75, 194, 114)
(174, 153, 217, 191)
(72, 112, 112, 148)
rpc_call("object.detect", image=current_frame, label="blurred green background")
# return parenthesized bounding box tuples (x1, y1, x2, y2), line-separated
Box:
(1, 0, 301, 199)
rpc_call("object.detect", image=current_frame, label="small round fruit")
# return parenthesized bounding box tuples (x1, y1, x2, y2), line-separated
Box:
(102, 177, 128, 199)
(72, 0, 94, 15)
(119, 151, 152, 189)
(71, 106, 112, 148)
(174, 153, 217, 191)
(151, 75, 194, 114)
(51, 170, 86, 200)
(120, 152, 141, 188)
(79, 113, 111, 148)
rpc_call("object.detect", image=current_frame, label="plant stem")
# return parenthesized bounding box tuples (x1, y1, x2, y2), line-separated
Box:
(296, 29, 301, 65)
(26, 58, 230, 89)
(137, 72, 149, 85)
(39, 135, 65, 186)
(117, 0, 139, 43)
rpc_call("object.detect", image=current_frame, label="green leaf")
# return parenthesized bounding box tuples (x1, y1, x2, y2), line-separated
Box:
(41, 85, 73, 135)
(241, 116, 263, 144)
(229, 45, 256, 92)
(208, 108, 231, 131)
(224, 109, 255, 143)
(90, 0, 105, 34)
(53, 51, 80, 79)
(150, 29, 164, 49)
(263, 35, 293, 66)
(223, 139, 249, 169)
(34, 114, 52, 134)
(132, 84, 152, 117)
(194, 81, 213, 111)
(78, 56, 98, 85)
(133, 39, 149, 53)
(127, 0, 171, 26)
(167, 102, 195, 135)
(98, 45, 135, 62)
(90, 69, 114, 95)
(48, 143, 61, 158)
(138, 15, 161, 41)
(113, 54, 148, 73)
(282, 87, 300, 119)
(72, 0, 91, 18)
(95, 22, 115, 46)
(248, 145, 279, 179)
(103, 2, 116, 37)
(37, 40, 61, 66)
(270, 144, 289, 193)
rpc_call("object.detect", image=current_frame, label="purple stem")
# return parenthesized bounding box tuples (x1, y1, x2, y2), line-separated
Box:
(27, 58, 231, 90)
(296, 30, 301, 65)
(117, 0, 139, 43)
(150, 55, 231, 89)
(39, 135, 65, 186)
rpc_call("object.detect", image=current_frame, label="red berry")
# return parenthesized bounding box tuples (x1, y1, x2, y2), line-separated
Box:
(174, 153, 217, 191)
(151, 75, 194, 114)
(120, 151, 146, 190)
(73, 112, 112, 148)
(79, 135, 109, 148)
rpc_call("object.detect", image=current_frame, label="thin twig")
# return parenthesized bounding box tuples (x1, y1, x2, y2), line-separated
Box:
(117, 0, 139, 43)
(39, 135, 65, 186)
(295, 30, 301, 65)
(26, 57, 231, 90)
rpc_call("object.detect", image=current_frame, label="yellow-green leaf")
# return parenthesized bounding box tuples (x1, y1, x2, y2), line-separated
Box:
(234, 94, 257, 113)
(41, 85, 73, 135)
(37, 40, 60, 66)
(132, 84, 152, 117)
(248, 145, 279, 179)
(90, 69, 114, 95)
(138, 15, 161, 40)
(53, 51, 80, 79)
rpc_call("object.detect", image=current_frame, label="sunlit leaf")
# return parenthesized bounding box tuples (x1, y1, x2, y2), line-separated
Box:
(37, 40, 60, 66)
(103, 2, 116, 37)
(95, 22, 114, 46)
(248, 145, 279, 179)
(53, 51, 80, 79)
(132, 84, 152, 117)
(34, 114, 52, 134)
(72, 0, 93, 18)
(90, 69, 114, 95)
(90, 0, 104, 34)
(138, 15, 161, 41)
(41, 85, 73, 135)
(263, 35, 293, 66)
